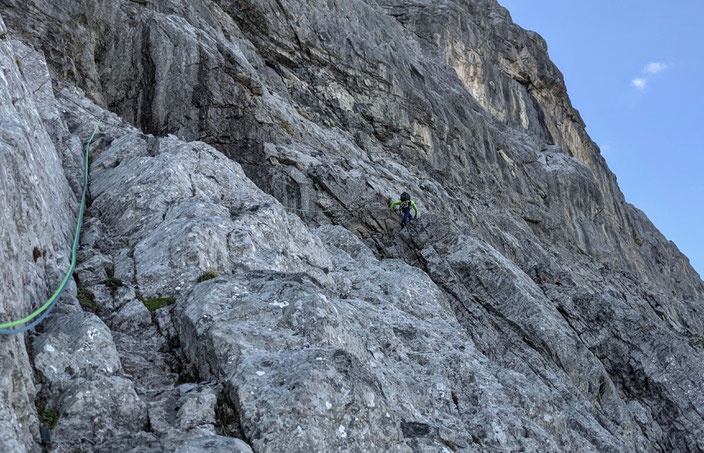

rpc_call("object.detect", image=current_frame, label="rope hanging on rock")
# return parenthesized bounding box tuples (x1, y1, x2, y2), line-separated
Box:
(0, 121, 100, 335)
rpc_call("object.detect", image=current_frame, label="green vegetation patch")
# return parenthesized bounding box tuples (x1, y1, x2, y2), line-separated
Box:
(102, 267, 123, 291)
(77, 289, 101, 313)
(39, 409, 58, 429)
(215, 391, 241, 438)
(103, 277, 123, 291)
(197, 269, 220, 283)
(142, 297, 176, 312)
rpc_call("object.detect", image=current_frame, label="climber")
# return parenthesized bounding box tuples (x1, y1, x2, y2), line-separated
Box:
(389, 192, 418, 229)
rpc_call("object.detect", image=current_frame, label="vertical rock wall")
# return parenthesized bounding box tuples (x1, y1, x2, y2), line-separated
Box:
(0, 17, 80, 452)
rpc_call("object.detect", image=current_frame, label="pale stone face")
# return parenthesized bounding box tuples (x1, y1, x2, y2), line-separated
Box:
(0, 1, 702, 451)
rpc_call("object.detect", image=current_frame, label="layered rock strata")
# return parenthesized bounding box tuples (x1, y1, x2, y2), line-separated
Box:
(0, 0, 702, 451)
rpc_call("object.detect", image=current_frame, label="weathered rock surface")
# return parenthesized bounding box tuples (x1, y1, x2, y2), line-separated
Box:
(51, 375, 148, 452)
(112, 299, 152, 332)
(0, 0, 703, 452)
(172, 436, 253, 453)
(0, 21, 80, 452)
(33, 312, 121, 387)
(176, 225, 649, 451)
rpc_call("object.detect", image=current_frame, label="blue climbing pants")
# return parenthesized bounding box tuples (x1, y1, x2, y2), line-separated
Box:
(401, 206, 413, 226)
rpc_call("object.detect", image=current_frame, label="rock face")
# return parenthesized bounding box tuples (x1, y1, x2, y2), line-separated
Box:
(0, 1, 703, 452)
(0, 20, 80, 452)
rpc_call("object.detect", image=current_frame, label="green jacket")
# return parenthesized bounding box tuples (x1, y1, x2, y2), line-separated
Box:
(389, 200, 418, 218)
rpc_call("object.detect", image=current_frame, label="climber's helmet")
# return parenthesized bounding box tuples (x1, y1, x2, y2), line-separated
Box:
(400, 192, 410, 202)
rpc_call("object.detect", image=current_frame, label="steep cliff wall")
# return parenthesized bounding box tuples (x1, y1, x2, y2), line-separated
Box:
(0, 1, 702, 451)
(0, 18, 84, 451)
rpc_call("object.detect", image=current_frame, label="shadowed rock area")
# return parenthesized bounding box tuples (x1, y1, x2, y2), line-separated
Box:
(0, 1, 702, 452)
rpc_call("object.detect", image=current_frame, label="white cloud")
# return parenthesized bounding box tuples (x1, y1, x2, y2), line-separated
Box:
(644, 62, 667, 74)
(631, 78, 647, 90)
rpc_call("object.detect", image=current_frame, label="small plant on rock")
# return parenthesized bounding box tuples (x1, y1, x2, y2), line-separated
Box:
(77, 289, 101, 313)
(142, 296, 176, 312)
(39, 409, 58, 429)
(103, 277, 123, 291)
(215, 390, 241, 438)
(103, 267, 123, 291)
(197, 269, 220, 283)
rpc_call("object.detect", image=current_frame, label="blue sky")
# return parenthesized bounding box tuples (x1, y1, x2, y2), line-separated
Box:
(498, 0, 704, 277)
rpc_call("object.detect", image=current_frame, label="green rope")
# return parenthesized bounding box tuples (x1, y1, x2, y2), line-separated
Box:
(0, 121, 100, 333)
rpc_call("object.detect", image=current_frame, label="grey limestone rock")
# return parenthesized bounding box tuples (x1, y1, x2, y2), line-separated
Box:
(33, 312, 121, 387)
(112, 299, 152, 332)
(175, 388, 217, 430)
(154, 305, 178, 340)
(74, 251, 113, 287)
(0, 0, 703, 452)
(86, 283, 115, 313)
(147, 385, 216, 435)
(51, 375, 148, 452)
(0, 24, 79, 452)
(172, 225, 647, 451)
(171, 436, 253, 453)
(88, 134, 334, 298)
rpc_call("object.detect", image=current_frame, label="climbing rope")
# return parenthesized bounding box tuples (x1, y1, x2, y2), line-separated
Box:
(0, 121, 100, 335)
